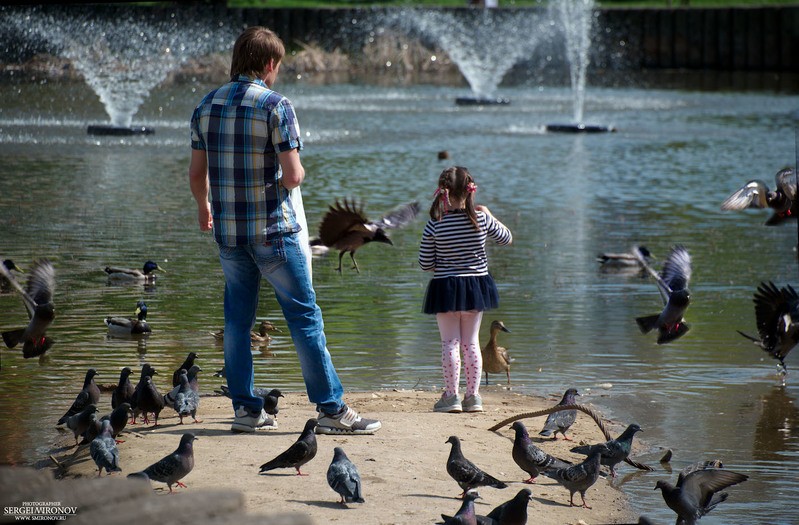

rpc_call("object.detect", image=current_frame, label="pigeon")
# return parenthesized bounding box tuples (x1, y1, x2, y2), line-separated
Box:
(136, 375, 165, 426)
(655, 461, 748, 525)
(737, 281, 799, 374)
(111, 366, 135, 410)
(445, 435, 507, 497)
(511, 421, 571, 483)
(327, 447, 364, 504)
(105, 301, 151, 336)
(216, 385, 283, 417)
(259, 418, 318, 475)
(0, 258, 56, 358)
(635, 245, 692, 344)
(481, 320, 513, 385)
(82, 402, 132, 444)
(89, 419, 120, 476)
(486, 488, 532, 525)
(720, 167, 797, 225)
(104, 260, 165, 283)
(128, 432, 196, 493)
(541, 449, 602, 509)
(316, 199, 420, 273)
(597, 245, 654, 270)
(163, 370, 200, 424)
(570, 423, 643, 477)
(65, 404, 98, 446)
(130, 363, 157, 424)
(539, 388, 580, 441)
(440, 490, 483, 525)
(0, 259, 24, 293)
(172, 351, 199, 387)
(57, 368, 100, 425)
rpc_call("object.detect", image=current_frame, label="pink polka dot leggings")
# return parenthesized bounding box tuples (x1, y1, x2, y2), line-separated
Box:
(436, 310, 483, 398)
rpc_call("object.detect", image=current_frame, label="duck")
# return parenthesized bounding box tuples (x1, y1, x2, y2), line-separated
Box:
(0, 259, 24, 293)
(105, 301, 151, 336)
(481, 320, 512, 385)
(210, 319, 281, 345)
(596, 245, 653, 270)
(721, 167, 797, 225)
(104, 260, 165, 283)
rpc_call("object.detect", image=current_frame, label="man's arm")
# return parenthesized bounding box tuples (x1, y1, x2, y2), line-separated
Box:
(189, 149, 213, 231)
(278, 148, 305, 190)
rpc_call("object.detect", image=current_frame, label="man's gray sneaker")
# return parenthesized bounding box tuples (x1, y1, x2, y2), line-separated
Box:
(231, 406, 278, 433)
(316, 405, 381, 435)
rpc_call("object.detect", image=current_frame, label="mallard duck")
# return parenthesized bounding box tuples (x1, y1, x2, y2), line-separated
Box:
(105, 301, 151, 336)
(210, 319, 281, 345)
(481, 320, 512, 385)
(104, 260, 165, 283)
(0, 259, 24, 293)
(596, 245, 653, 270)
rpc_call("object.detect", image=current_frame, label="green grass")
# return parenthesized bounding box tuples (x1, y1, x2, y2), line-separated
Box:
(227, 0, 799, 7)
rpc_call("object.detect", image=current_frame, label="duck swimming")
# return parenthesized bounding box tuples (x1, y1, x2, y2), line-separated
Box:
(210, 319, 281, 345)
(104, 260, 165, 283)
(105, 301, 151, 336)
(596, 246, 653, 270)
(481, 320, 513, 385)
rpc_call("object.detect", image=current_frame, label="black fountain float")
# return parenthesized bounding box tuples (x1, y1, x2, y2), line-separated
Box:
(87, 125, 154, 136)
(545, 122, 615, 133)
(455, 96, 510, 106)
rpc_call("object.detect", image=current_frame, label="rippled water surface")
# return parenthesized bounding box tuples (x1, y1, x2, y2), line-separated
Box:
(1, 79, 798, 524)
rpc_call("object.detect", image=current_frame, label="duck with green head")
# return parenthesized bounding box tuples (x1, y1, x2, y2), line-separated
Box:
(105, 301, 151, 336)
(104, 260, 165, 283)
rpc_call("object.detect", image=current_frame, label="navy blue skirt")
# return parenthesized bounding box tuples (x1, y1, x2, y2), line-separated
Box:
(422, 275, 499, 314)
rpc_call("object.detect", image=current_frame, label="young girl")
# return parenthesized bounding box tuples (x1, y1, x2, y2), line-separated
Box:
(419, 166, 513, 413)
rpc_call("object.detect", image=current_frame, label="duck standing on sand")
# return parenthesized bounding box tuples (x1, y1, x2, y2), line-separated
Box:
(481, 320, 512, 385)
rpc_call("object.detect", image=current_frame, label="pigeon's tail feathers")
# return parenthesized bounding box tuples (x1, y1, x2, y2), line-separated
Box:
(215, 385, 232, 398)
(704, 492, 729, 515)
(346, 495, 366, 504)
(538, 428, 554, 437)
(570, 444, 593, 455)
(485, 476, 508, 489)
(2, 328, 24, 348)
(127, 471, 150, 481)
(259, 459, 281, 473)
(635, 314, 660, 334)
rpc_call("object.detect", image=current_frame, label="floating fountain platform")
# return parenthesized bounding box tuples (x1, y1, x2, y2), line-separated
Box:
(87, 125, 155, 136)
(545, 123, 615, 133)
(455, 97, 510, 106)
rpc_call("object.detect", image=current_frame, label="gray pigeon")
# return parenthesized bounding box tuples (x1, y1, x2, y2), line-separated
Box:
(511, 421, 571, 483)
(136, 375, 165, 426)
(128, 432, 197, 493)
(486, 488, 532, 525)
(0, 258, 56, 358)
(720, 168, 797, 226)
(163, 370, 200, 424)
(655, 462, 748, 525)
(326, 447, 364, 504)
(172, 352, 199, 387)
(635, 245, 692, 344)
(186, 364, 202, 393)
(570, 423, 643, 477)
(737, 281, 799, 374)
(57, 368, 100, 425)
(440, 490, 482, 525)
(111, 367, 135, 410)
(89, 419, 120, 476)
(66, 404, 97, 446)
(542, 449, 602, 509)
(446, 435, 507, 497)
(539, 388, 580, 441)
(259, 419, 318, 475)
(130, 363, 157, 424)
(216, 384, 283, 417)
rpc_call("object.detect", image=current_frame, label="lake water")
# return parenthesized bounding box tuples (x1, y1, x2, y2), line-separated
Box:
(1, 77, 798, 524)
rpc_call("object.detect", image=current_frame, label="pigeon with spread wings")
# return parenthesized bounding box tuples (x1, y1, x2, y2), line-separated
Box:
(1, 258, 56, 358)
(317, 199, 419, 273)
(720, 167, 797, 226)
(635, 245, 692, 345)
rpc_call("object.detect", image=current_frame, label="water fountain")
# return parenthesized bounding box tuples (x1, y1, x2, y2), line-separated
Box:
(2, 6, 236, 135)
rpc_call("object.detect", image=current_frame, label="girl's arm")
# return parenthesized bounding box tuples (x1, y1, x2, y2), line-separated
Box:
(418, 221, 437, 271)
(479, 208, 512, 245)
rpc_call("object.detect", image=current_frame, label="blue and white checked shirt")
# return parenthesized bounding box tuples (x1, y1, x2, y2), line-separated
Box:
(191, 75, 304, 246)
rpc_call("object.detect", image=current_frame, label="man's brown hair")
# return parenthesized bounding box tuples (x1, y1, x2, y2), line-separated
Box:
(229, 26, 285, 80)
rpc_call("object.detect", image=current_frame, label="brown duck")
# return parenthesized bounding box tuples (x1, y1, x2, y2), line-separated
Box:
(481, 320, 512, 385)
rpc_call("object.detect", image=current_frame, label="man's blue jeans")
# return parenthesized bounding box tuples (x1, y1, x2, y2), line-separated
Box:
(218, 233, 344, 415)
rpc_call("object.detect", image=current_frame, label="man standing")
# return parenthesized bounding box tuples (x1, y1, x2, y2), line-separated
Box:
(188, 26, 380, 435)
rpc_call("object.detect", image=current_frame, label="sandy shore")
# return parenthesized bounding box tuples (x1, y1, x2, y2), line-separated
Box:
(46, 388, 640, 525)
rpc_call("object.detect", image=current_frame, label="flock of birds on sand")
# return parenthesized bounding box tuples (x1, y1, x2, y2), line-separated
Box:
(1, 166, 797, 523)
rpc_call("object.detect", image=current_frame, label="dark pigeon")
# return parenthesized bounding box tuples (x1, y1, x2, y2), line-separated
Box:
(66, 404, 97, 446)
(163, 370, 200, 424)
(737, 281, 799, 374)
(542, 449, 602, 509)
(128, 432, 197, 493)
(326, 447, 364, 504)
(570, 423, 643, 477)
(655, 461, 748, 525)
(720, 168, 797, 226)
(111, 367, 135, 409)
(130, 363, 157, 424)
(186, 364, 202, 393)
(539, 388, 580, 441)
(172, 352, 199, 387)
(446, 435, 507, 497)
(216, 385, 283, 417)
(81, 403, 132, 444)
(259, 419, 318, 475)
(440, 490, 482, 525)
(635, 245, 692, 344)
(486, 488, 532, 525)
(0, 258, 56, 358)
(89, 419, 120, 476)
(57, 368, 100, 425)
(511, 421, 571, 483)
(136, 375, 165, 426)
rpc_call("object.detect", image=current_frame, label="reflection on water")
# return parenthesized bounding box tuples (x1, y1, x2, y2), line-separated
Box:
(0, 79, 798, 524)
